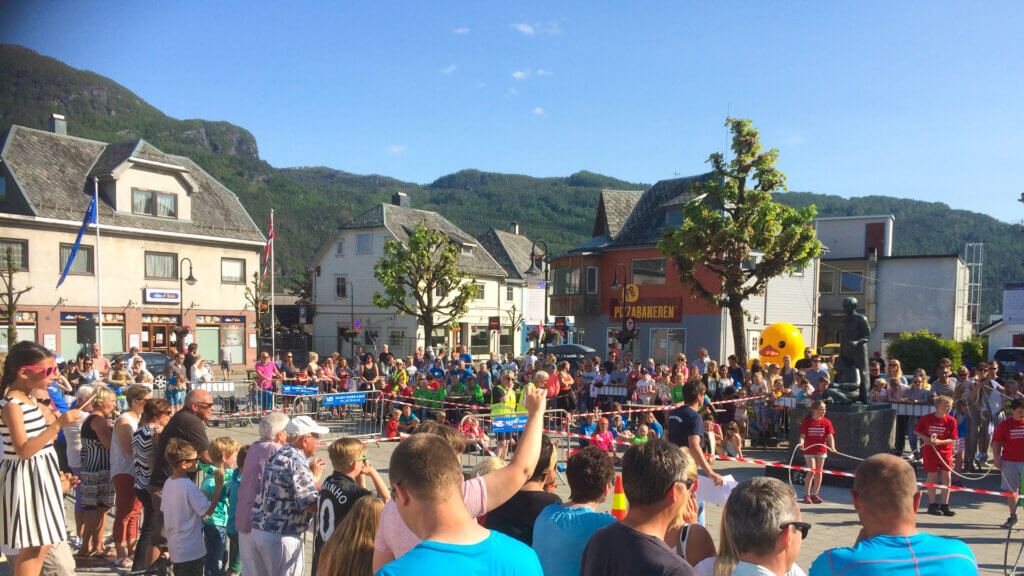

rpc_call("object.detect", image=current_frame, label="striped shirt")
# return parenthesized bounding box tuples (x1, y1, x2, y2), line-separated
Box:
(80, 414, 110, 473)
(132, 424, 157, 490)
(1, 398, 48, 457)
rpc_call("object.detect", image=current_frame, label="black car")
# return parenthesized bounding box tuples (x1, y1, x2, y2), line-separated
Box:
(104, 352, 173, 388)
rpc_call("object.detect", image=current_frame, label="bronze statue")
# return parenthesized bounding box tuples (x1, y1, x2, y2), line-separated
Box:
(825, 296, 871, 405)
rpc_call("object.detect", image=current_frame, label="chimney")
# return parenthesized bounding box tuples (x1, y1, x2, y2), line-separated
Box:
(510, 221, 520, 235)
(392, 192, 410, 208)
(49, 113, 67, 135)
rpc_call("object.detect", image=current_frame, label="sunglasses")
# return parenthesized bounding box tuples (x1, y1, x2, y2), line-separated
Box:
(182, 457, 200, 464)
(352, 455, 368, 465)
(36, 398, 53, 406)
(781, 521, 811, 539)
(22, 365, 59, 378)
(193, 401, 214, 409)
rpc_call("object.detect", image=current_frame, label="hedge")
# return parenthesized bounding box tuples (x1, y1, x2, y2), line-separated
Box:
(886, 331, 962, 375)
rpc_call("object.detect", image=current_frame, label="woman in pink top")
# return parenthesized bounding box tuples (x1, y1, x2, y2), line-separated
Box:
(589, 417, 615, 452)
(253, 352, 280, 411)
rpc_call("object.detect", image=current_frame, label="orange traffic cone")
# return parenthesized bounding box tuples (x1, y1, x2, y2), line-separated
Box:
(610, 474, 627, 520)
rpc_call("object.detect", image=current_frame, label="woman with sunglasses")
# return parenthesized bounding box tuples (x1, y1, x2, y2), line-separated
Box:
(78, 387, 117, 561)
(664, 449, 716, 568)
(0, 341, 82, 576)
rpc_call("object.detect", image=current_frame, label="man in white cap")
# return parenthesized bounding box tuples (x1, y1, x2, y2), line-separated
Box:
(248, 416, 329, 576)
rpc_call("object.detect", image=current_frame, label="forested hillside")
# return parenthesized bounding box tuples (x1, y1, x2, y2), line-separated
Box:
(1, 43, 1020, 318)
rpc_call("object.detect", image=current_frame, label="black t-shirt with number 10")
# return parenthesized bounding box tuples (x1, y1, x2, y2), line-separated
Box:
(312, 472, 372, 574)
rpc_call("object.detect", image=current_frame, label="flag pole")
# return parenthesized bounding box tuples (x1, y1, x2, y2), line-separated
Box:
(93, 177, 103, 351)
(270, 209, 275, 361)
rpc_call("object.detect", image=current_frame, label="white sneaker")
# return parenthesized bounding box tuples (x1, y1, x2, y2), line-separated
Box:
(67, 536, 82, 549)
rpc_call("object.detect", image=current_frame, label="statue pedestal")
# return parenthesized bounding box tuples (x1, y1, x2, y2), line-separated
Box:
(786, 403, 896, 471)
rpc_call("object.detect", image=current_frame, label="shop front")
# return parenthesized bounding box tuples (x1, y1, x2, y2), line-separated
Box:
(193, 315, 246, 366)
(0, 311, 38, 351)
(58, 312, 125, 360)
(141, 314, 180, 355)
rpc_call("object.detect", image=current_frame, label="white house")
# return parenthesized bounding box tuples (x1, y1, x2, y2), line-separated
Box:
(311, 193, 517, 361)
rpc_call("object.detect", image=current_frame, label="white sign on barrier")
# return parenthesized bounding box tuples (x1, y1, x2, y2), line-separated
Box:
(196, 381, 236, 394)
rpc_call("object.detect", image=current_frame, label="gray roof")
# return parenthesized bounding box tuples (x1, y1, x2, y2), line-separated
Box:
(476, 228, 545, 280)
(341, 203, 507, 278)
(593, 190, 643, 238)
(606, 173, 714, 248)
(0, 125, 263, 242)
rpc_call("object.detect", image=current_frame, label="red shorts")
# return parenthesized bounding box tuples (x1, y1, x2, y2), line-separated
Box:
(922, 448, 953, 473)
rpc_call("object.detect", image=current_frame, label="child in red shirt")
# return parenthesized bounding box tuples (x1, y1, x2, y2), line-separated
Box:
(994, 398, 1024, 528)
(799, 400, 835, 504)
(914, 395, 958, 516)
(385, 408, 400, 439)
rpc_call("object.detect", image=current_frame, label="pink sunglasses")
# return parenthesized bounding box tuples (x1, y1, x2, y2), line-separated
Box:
(22, 365, 59, 378)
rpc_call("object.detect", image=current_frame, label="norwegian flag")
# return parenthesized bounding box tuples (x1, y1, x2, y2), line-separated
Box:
(260, 218, 274, 282)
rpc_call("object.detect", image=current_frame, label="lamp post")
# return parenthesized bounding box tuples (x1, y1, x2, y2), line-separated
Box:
(526, 239, 550, 357)
(610, 262, 628, 358)
(344, 278, 355, 359)
(178, 257, 197, 351)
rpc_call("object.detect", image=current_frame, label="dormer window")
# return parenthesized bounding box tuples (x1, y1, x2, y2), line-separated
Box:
(664, 208, 683, 227)
(461, 244, 473, 254)
(132, 188, 177, 218)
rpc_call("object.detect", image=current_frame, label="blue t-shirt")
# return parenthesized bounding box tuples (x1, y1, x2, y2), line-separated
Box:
(428, 366, 445, 381)
(225, 471, 242, 534)
(809, 533, 977, 576)
(375, 530, 542, 576)
(578, 422, 597, 447)
(459, 353, 474, 365)
(666, 406, 703, 448)
(648, 420, 664, 438)
(47, 383, 69, 442)
(532, 504, 616, 576)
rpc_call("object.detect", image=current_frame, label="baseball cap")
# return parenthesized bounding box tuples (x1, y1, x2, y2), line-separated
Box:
(284, 415, 329, 437)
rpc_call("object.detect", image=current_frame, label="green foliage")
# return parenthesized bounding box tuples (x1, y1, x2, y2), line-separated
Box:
(887, 331, 962, 374)
(959, 335, 987, 368)
(372, 222, 480, 346)
(659, 118, 823, 364)
(243, 272, 271, 338)
(1, 247, 32, 347)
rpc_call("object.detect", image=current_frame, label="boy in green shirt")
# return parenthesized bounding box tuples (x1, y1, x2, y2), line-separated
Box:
(200, 437, 239, 576)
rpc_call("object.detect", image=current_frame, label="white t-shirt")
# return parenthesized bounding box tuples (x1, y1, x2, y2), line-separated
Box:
(694, 556, 806, 576)
(162, 476, 211, 563)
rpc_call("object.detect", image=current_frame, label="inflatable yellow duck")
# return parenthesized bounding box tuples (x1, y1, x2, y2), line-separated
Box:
(756, 322, 805, 367)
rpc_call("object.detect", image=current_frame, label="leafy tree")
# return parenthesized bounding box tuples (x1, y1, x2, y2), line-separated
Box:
(659, 118, 823, 365)
(0, 247, 32, 349)
(243, 272, 271, 348)
(373, 222, 480, 348)
(505, 305, 525, 351)
(887, 331, 962, 374)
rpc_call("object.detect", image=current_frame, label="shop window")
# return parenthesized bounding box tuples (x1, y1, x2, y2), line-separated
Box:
(221, 258, 245, 283)
(132, 188, 177, 218)
(59, 243, 94, 275)
(0, 238, 28, 270)
(631, 258, 665, 285)
(840, 271, 863, 294)
(144, 251, 177, 279)
(650, 328, 686, 366)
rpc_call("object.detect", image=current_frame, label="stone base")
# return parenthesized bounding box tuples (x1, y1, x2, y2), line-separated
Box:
(787, 403, 896, 470)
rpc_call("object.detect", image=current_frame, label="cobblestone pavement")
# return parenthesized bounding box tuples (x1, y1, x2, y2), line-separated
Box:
(2, 422, 1013, 575)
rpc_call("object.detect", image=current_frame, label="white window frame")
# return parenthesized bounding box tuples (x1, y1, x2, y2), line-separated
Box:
(840, 271, 864, 294)
(144, 251, 178, 280)
(335, 276, 348, 299)
(631, 258, 666, 286)
(506, 285, 514, 301)
(585, 266, 599, 294)
(819, 270, 835, 293)
(356, 233, 372, 255)
(131, 187, 178, 219)
(474, 283, 486, 300)
(335, 240, 344, 257)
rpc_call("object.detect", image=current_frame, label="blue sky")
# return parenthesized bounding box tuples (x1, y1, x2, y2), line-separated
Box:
(3, 1, 1023, 220)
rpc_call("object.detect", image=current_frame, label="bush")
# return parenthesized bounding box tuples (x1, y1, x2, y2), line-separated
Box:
(959, 336, 987, 369)
(886, 331, 962, 375)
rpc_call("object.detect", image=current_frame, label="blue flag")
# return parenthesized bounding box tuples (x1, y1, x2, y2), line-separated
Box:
(56, 193, 97, 289)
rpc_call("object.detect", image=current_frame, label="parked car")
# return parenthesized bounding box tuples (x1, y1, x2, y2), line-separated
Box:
(993, 347, 1024, 380)
(105, 351, 173, 388)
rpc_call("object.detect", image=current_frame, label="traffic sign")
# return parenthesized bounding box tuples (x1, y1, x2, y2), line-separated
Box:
(624, 284, 640, 303)
(353, 318, 362, 332)
(488, 316, 501, 330)
(555, 316, 567, 330)
(625, 317, 636, 333)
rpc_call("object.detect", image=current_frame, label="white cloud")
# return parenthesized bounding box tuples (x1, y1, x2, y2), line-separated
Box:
(512, 70, 528, 80)
(512, 22, 535, 35)
(441, 64, 457, 74)
(533, 107, 544, 115)
(536, 69, 552, 76)
(388, 144, 406, 155)
(453, 27, 470, 34)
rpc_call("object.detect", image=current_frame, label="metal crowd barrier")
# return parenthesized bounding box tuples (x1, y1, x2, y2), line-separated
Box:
(458, 409, 572, 472)
(196, 380, 254, 427)
(270, 388, 386, 439)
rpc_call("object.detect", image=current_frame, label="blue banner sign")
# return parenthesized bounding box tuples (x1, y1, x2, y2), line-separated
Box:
(281, 385, 319, 395)
(323, 392, 367, 406)
(491, 415, 528, 433)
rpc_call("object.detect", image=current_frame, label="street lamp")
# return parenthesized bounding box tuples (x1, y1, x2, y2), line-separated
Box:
(344, 278, 355, 359)
(179, 257, 197, 351)
(611, 262, 629, 357)
(526, 239, 550, 356)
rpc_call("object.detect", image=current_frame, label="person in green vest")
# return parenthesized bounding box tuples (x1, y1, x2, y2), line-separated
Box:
(412, 374, 432, 418)
(669, 372, 686, 405)
(468, 377, 486, 406)
(490, 371, 518, 460)
(430, 381, 447, 411)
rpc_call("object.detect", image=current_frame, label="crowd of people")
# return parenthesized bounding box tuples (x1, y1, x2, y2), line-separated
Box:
(0, 338, 1005, 575)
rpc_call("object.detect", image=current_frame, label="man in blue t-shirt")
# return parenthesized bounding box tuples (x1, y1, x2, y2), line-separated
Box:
(533, 446, 616, 576)
(666, 382, 723, 486)
(809, 454, 977, 576)
(375, 434, 542, 576)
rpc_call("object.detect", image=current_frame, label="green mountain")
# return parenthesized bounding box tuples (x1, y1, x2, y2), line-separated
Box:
(1, 43, 1019, 319)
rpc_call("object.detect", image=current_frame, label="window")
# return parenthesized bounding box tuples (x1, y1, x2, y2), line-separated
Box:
(59, 243, 94, 275)
(335, 276, 348, 299)
(131, 188, 177, 218)
(435, 285, 447, 298)
(221, 258, 245, 283)
(586, 267, 599, 294)
(0, 176, 6, 202)
(631, 258, 665, 285)
(741, 256, 758, 271)
(790, 264, 805, 277)
(473, 284, 486, 300)
(335, 240, 344, 256)
(840, 271, 863, 293)
(363, 329, 379, 347)
(461, 244, 473, 254)
(553, 267, 580, 295)
(506, 285, 514, 301)
(664, 208, 683, 227)
(356, 233, 372, 254)
(819, 270, 834, 293)
(499, 326, 513, 354)
(650, 328, 686, 366)
(0, 238, 28, 270)
(144, 251, 177, 279)
(390, 330, 405, 348)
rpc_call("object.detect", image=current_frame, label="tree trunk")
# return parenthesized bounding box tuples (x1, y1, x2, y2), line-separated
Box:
(728, 300, 748, 367)
(6, 317, 15, 349)
(422, 316, 434, 350)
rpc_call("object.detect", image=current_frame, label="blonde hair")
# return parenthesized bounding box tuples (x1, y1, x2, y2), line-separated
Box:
(208, 437, 240, 466)
(92, 387, 116, 405)
(467, 456, 506, 479)
(328, 437, 366, 471)
(934, 395, 953, 408)
(315, 496, 384, 576)
(713, 502, 739, 576)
